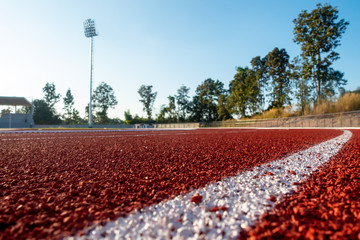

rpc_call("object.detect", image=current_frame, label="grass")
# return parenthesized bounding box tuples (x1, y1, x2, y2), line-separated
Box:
(253, 92, 360, 119)
(312, 92, 360, 114)
(254, 105, 297, 119)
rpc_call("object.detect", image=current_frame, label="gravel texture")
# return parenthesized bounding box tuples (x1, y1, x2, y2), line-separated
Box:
(67, 131, 351, 240)
(244, 129, 360, 240)
(0, 129, 341, 239)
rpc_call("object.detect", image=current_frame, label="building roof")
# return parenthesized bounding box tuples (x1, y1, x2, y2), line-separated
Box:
(0, 97, 32, 106)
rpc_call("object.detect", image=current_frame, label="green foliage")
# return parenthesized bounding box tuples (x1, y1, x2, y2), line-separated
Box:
(217, 94, 232, 121)
(321, 68, 347, 98)
(43, 82, 61, 109)
(264, 47, 292, 108)
(176, 85, 191, 122)
(291, 56, 312, 114)
(228, 67, 261, 117)
(69, 109, 83, 124)
(16, 107, 31, 114)
(166, 95, 177, 122)
(41, 82, 61, 123)
(250, 56, 267, 109)
(155, 105, 168, 123)
(32, 4, 352, 124)
(138, 85, 157, 121)
(293, 3, 349, 102)
(33, 99, 61, 124)
(124, 109, 133, 124)
(62, 89, 75, 124)
(1, 108, 11, 114)
(106, 118, 124, 125)
(154, 95, 179, 123)
(124, 109, 148, 124)
(93, 82, 118, 123)
(191, 78, 225, 122)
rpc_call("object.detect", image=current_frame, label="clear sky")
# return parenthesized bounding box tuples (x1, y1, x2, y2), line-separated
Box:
(1, 0, 359, 119)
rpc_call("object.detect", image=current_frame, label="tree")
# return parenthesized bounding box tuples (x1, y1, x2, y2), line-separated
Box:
(124, 109, 147, 124)
(33, 99, 61, 124)
(16, 106, 31, 114)
(70, 109, 83, 124)
(291, 56, 312, 114)
(191, 78, 225, 122)
(264, 47, 292, 108)
(228, 67, 260, 117)
(217, 93, 232, 121)
(63, 89, 75, 123)
(41, 82, 61, 123)
(166, 95, 177, 122)
(246, 72, 262, 115)
(250, 56, 267, 110)
(43, 82, 61, 109)
(155, 105, 168, 123)
(93, 82, 118, 123)
(293, 3, 349, 102)
(1, 108, 11, 114)
(138, 85, 157, 121)
(124, 110, 133, 124)
(175, 85, 191, 122)
(321, 68, 346, 98)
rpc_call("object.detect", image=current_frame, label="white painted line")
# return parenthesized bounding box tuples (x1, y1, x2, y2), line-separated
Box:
(67, 130, 352, 240)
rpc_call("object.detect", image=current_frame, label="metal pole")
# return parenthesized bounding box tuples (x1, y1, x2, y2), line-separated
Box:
(89, 36, 94, 128)
(340, 115, 342, 127)
(9, 111, 11, 129)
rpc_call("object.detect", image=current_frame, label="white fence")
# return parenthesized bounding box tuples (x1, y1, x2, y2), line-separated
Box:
(154, 123, 200, 129)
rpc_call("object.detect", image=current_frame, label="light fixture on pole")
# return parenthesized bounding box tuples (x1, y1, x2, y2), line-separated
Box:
(83, 19, 98, 128)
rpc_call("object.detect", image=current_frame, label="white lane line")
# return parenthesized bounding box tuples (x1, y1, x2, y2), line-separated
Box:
(68, 130, 352, 240)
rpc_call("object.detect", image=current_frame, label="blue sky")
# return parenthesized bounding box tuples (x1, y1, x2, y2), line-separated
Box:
(0, 0, 359, 119)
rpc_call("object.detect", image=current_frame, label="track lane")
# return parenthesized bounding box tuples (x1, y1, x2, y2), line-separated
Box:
(67, 131, 351, 239)
(245, 129, 360, 239)
(0, 129, 342, 239)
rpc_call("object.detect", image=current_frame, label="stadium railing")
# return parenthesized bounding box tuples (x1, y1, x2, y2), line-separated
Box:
(203, 110, 360, 128)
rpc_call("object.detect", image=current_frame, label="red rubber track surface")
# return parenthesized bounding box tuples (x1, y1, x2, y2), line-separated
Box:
(0, 129, 341, 239)
(244, 129, 360, 240)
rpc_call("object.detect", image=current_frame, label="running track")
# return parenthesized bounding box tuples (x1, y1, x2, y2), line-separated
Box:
(0, 129, 359, 239)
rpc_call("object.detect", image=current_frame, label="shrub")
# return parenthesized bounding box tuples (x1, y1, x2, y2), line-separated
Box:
(335, 92, 360, 112)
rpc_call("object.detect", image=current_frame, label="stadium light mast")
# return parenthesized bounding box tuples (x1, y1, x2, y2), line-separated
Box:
(83, 19, 98, 128)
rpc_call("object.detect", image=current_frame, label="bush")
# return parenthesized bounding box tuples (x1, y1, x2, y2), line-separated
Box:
(335, 92, 360, 112)
(312, 93, 360, 114)
(250, 92, 360, 120)
(254, 105, 297, 119)
(312, 100, 336, 115)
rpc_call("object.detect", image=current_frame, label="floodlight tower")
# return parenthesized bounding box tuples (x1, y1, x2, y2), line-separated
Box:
(84, 19, 98, 128)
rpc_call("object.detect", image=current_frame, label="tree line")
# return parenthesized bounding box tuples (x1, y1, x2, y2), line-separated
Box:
(31, 3, 353, 125)
(143, 4, 351, 123)
(31, 81, 118, 125)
